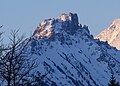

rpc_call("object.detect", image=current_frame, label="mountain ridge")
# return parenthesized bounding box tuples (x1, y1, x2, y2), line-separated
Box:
(32, 12, 82, 39)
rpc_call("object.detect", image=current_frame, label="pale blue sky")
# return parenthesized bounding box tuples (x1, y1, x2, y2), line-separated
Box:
(0, 0, 120, 40)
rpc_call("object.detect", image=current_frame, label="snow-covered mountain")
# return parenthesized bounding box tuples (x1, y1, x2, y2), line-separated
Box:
(96, 19, 120, 50)
(27, 13, 120, 86)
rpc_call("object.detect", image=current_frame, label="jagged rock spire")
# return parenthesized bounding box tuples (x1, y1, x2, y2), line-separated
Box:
(32, 12, 79, 39)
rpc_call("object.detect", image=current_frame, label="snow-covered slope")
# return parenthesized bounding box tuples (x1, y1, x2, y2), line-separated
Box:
(27, 13, 120, 86)
(96, 19, 120, 50)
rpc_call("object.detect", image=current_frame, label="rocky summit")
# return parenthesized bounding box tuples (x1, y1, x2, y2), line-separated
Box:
(25, 13, 120, 86)
(32, 12, 79, 39)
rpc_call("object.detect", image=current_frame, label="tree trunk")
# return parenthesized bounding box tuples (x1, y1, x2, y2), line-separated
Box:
(13, 74, 16, 86)
(8, 80, 10, 86)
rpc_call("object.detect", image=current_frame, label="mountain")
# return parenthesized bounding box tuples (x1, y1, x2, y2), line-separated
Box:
(27, 13, 120, 86)
(96, 19, 120, 50)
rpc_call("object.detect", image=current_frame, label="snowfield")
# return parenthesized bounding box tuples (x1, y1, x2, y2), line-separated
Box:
(26, 13, 120, 86)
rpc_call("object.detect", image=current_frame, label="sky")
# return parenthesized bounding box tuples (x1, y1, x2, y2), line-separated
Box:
(0, 0, 120, 41)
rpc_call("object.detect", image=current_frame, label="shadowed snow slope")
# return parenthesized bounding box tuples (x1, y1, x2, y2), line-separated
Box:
(26, 13, 120, 86)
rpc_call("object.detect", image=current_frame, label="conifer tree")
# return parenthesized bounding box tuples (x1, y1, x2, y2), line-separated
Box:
(108, 74, 120, 86)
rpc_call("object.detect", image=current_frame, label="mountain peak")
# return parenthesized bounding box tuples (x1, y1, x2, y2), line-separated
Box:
(58, 12, 78, 22)
(96, 18, 120, 50)
(109, 18, 120, 30)
(32, 12, 79, 39)
(112, 18, 120, 25)
(29, 14, 120, 86)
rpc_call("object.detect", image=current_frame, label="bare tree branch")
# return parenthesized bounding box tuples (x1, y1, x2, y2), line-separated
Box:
(0, 29, 37, 86)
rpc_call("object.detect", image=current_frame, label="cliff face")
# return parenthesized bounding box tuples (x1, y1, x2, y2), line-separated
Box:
(96, 19, 120, 50)
(32, 12, 79, 39)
